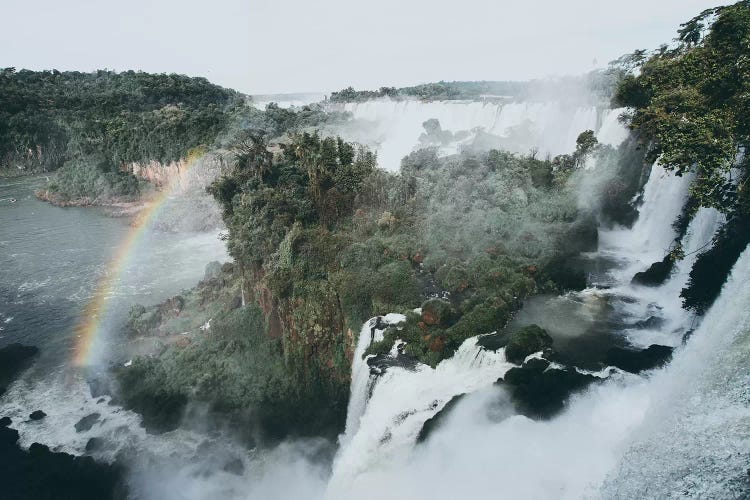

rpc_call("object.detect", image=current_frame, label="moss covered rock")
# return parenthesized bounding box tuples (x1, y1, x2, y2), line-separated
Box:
(504, 325, 553, 364)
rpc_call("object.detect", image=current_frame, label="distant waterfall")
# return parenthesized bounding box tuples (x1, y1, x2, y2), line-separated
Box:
(341, 99, 608, 170)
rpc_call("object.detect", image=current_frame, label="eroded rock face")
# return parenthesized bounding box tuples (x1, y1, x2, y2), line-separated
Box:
(29, 410, 46, 421)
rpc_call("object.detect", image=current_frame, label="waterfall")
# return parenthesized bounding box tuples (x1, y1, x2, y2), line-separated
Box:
(324, 150, 744, 499)
(341, 99, 605, 171)
(341, 313, 406, 446)
(601, 247, 750, 498)
(596, 107, 630, 147)
(328, 335, 513, 497)
(599, 162, 694, 285)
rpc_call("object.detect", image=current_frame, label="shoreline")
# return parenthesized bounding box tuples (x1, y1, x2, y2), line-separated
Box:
(34, 189, 150, 218)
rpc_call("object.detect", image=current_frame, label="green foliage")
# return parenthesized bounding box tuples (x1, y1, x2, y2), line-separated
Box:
(221, 139, 592, 366)
(613, 1, 750, 215)
(49, 157, 142, 202)
(504, 324, 554, 364)
(612, 1, 750, 315)
(0, 68, 244, 199)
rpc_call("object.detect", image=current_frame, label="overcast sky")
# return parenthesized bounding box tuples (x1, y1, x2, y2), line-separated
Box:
(0, 0, 724, 95)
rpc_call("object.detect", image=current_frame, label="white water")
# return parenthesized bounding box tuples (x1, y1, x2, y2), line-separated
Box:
(328, 334, 513, 497)
(602, 247, 750, 498)
(325, 149, 743, 499)
(341, 313, 407, 446)
(342, 99, 605, 170)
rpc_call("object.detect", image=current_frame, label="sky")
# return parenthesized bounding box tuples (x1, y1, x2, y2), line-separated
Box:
(0, 0, 725, 95)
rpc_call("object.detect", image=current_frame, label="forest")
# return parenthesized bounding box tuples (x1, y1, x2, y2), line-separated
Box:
(0, 68, 244, 200)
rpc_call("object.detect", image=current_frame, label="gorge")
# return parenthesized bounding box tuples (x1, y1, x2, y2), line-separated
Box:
(1, 2, 750, 499)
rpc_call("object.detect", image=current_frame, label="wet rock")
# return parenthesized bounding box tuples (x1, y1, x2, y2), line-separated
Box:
(75, 413, 101, 433)
(0, 416, 10, 427)
(85, 437, 104, 453)
(476, 331, 509, 352)
(604, 344, 673, 373)
(0, 426, 125, 499)
(367, 350, 419, 375)
(0, 343, 39, 396)
(29, 410, 46, 421)
(504, 325, 554, 364)
(632, 255, 674, 287)
(417, 394, 466, 443)
(500, 360, 599, 419)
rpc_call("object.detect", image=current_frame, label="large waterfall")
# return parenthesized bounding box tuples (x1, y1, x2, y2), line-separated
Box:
(326, 131, 741, 498)
(339, 99, 626, 171)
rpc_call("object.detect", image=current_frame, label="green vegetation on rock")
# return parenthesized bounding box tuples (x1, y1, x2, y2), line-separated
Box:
(613, 1, 750, 312)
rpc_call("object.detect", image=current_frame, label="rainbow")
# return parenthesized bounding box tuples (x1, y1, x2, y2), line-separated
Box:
(72, 156, 199, 366)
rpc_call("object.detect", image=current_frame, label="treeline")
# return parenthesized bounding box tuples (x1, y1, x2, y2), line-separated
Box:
(614, 0, 750, 313)
(0, 68, 245, 200)
(328, 71, 620, 104)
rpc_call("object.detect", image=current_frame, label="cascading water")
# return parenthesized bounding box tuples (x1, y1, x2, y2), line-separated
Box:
(327, 127, 741, 498)
(339, 99, 605, 170)
(601, 247, 750, 498)
(328, 331, 513, 497)
(341, 313, 407, 445)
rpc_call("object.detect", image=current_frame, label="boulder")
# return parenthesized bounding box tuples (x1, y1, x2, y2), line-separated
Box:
(604, 344, 673, 373)
(632, 255, 674, 287)
(417, 394, 466, 443)
(75, 413, 101, 433)
(504, 325, 554, 364)
(29, 410, 46, 421)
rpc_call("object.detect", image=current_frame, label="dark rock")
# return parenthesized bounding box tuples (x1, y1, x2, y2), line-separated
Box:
(222, 457, 244, 475)
(604, 344, 673, 373)
(504, 325, 554, 364)
(632, 255, 674, 286)
(417, 394, 466, 443)
(0, 344, 39, 393)
(0, 416, 10, 427)
(476, 331, 509, 352)
(75, 413, 101, 433)
(682, 212, 750, 314)
(367, 348, 420, 375)
(29, 410, 46, 421)
(85, 437, 104, 453)
(500, 359, 599, 419)
(0, 426, 125, 499)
